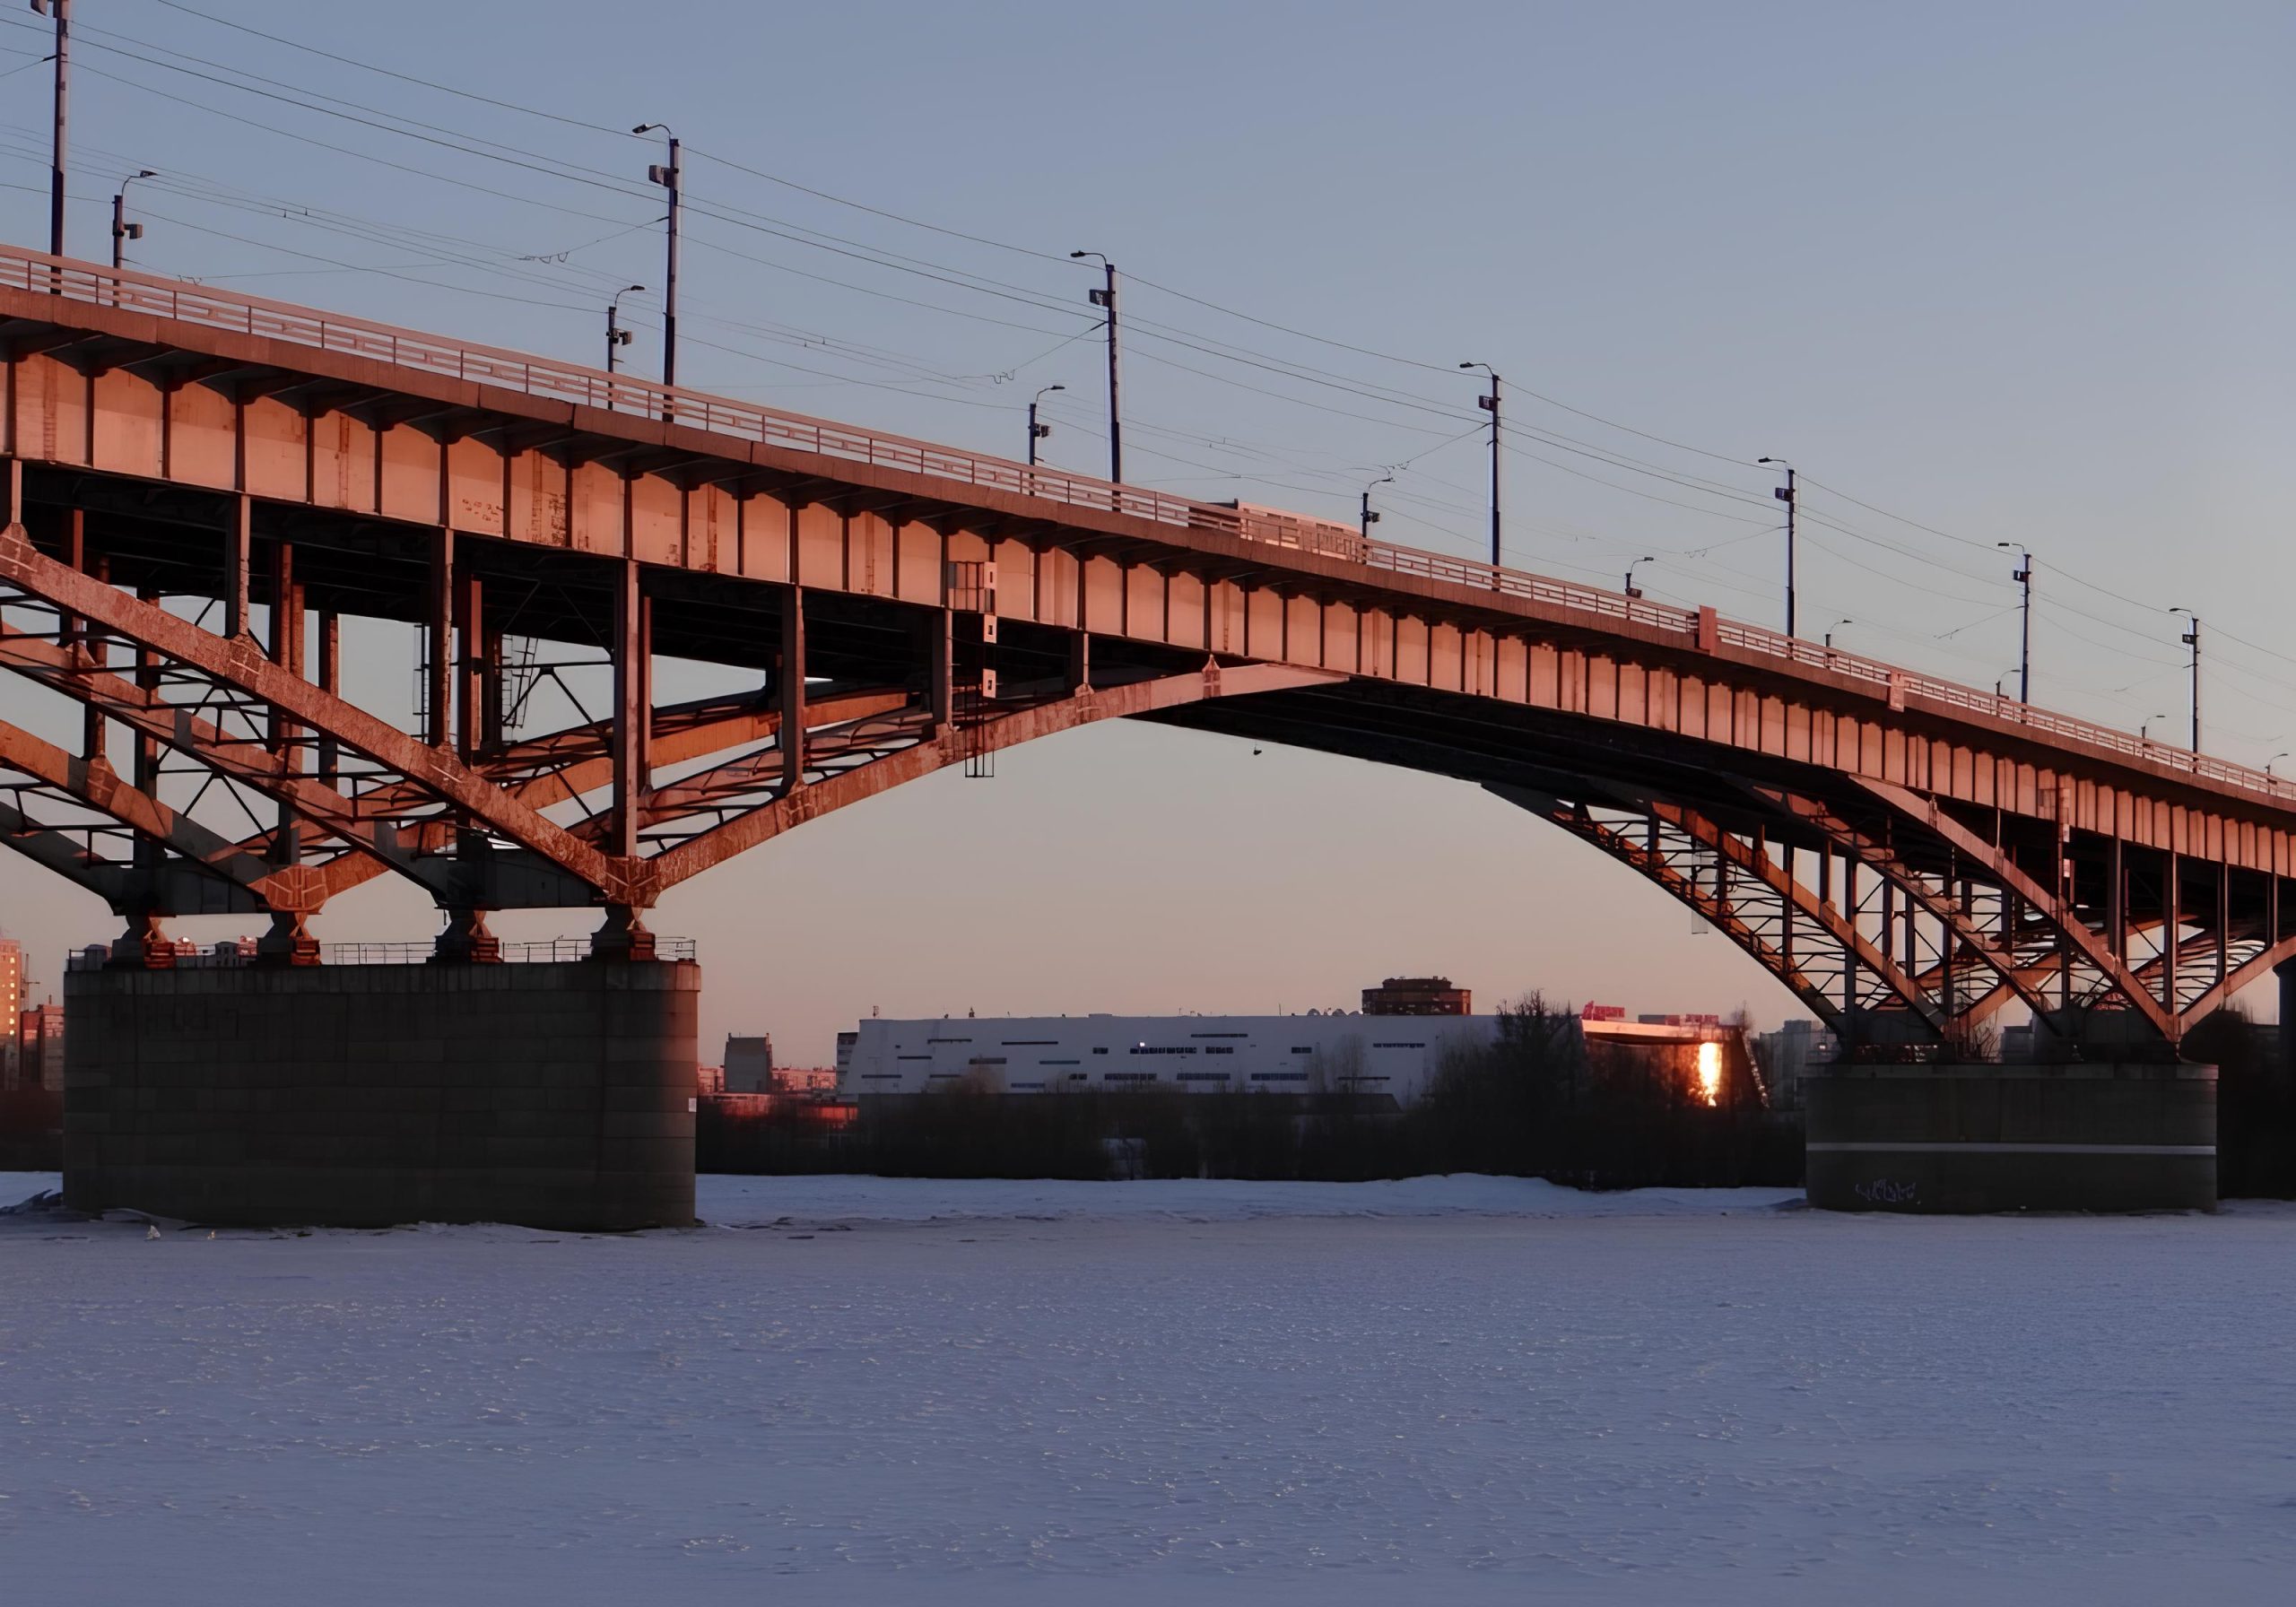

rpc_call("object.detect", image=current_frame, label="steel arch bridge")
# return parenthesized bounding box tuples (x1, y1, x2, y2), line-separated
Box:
(1, 247, 2289, 1050)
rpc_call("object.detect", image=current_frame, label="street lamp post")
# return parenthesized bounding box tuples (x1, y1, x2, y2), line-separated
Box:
(1070, 252, 1121, 483)
(1027, 383, 1065, 468)
(1825, 617, 1852, 650)
(1361, 472, 1394, 541)
(1759, 457, 1796, 637)
(110, 168, 154, 271)
(1624, 555, 1656, 600)
(633, 124, 681, 387)
(1998, 543, 2032, 702)
(1461, 362, 1501, 569)
(31, 0, 68, 260)
(2143, 713, 2170, 744)
(2268, 751, 2289, 781)
(605, 282, 644, 375)
(2170, 606, 2201, 752)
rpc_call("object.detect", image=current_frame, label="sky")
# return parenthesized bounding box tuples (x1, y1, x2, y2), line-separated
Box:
(0, 1, 2289, 1059)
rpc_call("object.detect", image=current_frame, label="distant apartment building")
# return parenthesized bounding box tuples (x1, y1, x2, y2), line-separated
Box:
(15, 997, 64, 1093)
(723, 1034, 774, 1093)
(1752, 1018, 1838, 1109)
(0, 936, 21, 1086)
(1361, 977, 1471, 1016)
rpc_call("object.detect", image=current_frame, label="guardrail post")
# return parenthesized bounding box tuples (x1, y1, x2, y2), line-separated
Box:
(1696, 606, 1718, 654)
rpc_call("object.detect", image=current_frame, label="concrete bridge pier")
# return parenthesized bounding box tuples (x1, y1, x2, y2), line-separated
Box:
(2279, 958, 2296, 1089)
(1805, 1061, 2215, 1212)
(64, 954, 698, 1230)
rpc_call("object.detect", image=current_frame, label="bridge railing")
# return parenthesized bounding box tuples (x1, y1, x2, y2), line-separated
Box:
(6, 247, 2289, 806)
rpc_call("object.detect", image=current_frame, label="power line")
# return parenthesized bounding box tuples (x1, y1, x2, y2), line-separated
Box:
(151, 0, 640, 138)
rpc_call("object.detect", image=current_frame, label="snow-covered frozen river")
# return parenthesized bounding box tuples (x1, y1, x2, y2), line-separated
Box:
(4, 1172, 2290, 1605)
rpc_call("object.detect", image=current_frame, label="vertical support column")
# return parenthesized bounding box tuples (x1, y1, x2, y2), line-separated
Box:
(265, 537, 303, 861)
(425, 524, 501, 964)
(80, 549, 108, 763)
(131, 585, 161, 868)
(315, 609, 340, 789)
(1066, 628, 1091, 694)
(57, 509, 97, 758)
(453, 562, 484, 761)
(2215, 861, 2230, 996)
(425, 526, 454, 750)
(257, 536, 317, 965)
(1840, 858, 1857, 1016)
(918, 604, 952, 738)
(109, 555, 175, 973)
(225, 493, 251, 642)
(2278, 953, 2296, 1090)
(1780, 844, 1796, 974)
(2162, 849, 2179, 1012)
(2108, 836, 2126, 978)
(593, 555, 657, 963)
(1952, 877, 1974, 1019)
(608, 558, 652, 857)
(481, 624, 506, 751)
(778, 584, 806, 793)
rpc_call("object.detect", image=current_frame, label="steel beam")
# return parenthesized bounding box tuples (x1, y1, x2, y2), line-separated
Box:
(0, 715, 319, 911)
(647, 663, 1344, 890)
(1846, 776, 2175, 1040)
(0, 528, 627, 903)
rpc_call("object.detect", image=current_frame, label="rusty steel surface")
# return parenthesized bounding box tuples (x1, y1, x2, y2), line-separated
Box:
(0, 248, 2291, 1043)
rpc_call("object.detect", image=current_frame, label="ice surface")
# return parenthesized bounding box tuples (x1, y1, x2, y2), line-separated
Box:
(3, 1171, 2292, 1605)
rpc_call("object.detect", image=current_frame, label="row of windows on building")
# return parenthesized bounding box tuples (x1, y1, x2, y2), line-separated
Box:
(856, 1069, 1392, 1087)
(889, 1041, 1424, 1060)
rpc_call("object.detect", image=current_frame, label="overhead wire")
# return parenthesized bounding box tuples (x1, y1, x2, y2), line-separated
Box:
(14, 8, 2282, 742)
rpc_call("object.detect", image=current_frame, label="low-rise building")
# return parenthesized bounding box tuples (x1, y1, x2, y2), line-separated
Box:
(1361, 977, 1472, 1016)
(840, 1006, 1739, 1108)
(15, 998, 64, 1093)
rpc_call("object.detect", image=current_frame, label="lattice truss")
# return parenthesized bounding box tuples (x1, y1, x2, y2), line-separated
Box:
(0, 555, 951, 926)
(0, 517, 1331, 951)
(1502, 777, 2292, 1047)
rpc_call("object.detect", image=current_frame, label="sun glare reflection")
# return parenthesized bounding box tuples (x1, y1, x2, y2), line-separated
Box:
(1695, 1041, 1723, 1108)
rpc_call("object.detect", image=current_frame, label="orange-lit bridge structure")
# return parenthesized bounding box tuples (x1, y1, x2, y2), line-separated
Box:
(2, 248, 2289, 1055)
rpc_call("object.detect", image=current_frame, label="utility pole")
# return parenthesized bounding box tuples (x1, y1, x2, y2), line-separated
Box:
(634, 125, 680, 387)
(2171, 607, 2201, 752)
(1071, 252, 1121, 482)
(33, 0, 67, 260)
(1361, 472, 1394, 541)
(606, 282, 643, 374)
(1760, 457, 1796, 636)
(1999, 543, 2032, 702)
(1027, 383, 1064, 468)
(110, 169, 154, 272)
(1462, 363, 1501, 568)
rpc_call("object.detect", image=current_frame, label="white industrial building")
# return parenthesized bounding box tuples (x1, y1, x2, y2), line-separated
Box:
(839, 1012, 1497, 1105)
(836, 1009, 1736, 1107)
